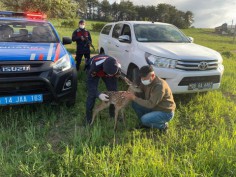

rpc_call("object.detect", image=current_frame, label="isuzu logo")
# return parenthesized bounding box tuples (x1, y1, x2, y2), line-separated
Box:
(198, 62, 208, 70)
(1, 65, 30, 72)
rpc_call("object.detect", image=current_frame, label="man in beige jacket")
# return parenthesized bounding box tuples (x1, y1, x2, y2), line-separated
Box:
(124, 65, 176, 132)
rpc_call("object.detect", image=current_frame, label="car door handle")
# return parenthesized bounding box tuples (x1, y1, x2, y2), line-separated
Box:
(116, 45, 119, 47)
(125, 50, 129, 52)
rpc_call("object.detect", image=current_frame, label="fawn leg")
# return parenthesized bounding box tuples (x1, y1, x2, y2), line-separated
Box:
(120, 109, 126, 127)
(90, 102, 110, 125)
(114, 107, 120, 131)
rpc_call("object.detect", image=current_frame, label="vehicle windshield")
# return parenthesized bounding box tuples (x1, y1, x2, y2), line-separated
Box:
(0, 20, 59, 43)
(134, 23, 190, 43)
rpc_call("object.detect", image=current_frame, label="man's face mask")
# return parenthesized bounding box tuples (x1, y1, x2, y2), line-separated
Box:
(79, 24, 85, 29)
(141, 79, 151, 85)
(141, 73, 154, 85)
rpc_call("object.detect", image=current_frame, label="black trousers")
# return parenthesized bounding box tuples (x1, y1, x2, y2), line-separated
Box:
(75, 53, 90, 71)
(85, 74, 117, 123)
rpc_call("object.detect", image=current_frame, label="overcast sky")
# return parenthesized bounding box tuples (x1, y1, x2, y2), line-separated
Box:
(109, 0, 236, 28)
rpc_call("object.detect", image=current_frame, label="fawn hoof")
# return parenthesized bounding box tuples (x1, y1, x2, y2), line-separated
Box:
(84, 117, 92, 126)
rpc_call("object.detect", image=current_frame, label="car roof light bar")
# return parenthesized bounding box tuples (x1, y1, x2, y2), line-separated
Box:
(0, 11, 46, 20)
(25, 12, 47, 20)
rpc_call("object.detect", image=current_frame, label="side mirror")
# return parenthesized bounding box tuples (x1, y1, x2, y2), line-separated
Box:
(118, 35, 131, 43)
(62, 37, 72, 45)
(188, 36, 194, 43)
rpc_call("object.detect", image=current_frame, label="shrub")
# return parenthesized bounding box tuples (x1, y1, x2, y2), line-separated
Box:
(91, 23, 105, 32)
(61, 20, 77, 28)
(221, 51, 234, 59)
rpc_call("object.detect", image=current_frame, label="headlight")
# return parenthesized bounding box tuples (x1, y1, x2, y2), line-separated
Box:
(53, 54, 71, 73)
(145, 52, 177, 69)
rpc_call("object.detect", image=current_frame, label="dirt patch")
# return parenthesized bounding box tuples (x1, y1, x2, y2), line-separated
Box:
(231, 50, 236, 54)
(223, 92, 236, 103)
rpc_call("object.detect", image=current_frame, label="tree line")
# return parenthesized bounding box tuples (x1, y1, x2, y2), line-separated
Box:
(1, 0, 194, 28)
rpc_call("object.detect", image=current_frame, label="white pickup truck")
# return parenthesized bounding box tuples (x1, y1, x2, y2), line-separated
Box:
(98, 21, 224, 93)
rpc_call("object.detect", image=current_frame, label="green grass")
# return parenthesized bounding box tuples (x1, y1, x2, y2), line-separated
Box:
(0, 21, 236, 176)
(182, 28, 236, 52)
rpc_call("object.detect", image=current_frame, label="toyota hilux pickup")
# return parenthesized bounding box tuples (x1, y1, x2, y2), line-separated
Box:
(99, 21, 224, 93)
(0, 11, 77, 106)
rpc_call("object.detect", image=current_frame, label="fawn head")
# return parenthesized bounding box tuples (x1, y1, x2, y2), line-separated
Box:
(122, 76, 142, 93)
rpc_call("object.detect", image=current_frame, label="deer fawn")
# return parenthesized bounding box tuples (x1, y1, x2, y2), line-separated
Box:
(90, 77, 141, 130)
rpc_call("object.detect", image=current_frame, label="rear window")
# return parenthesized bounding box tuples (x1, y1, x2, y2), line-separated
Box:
(0, 20, 59, 43)
(101, 25, 112, 35)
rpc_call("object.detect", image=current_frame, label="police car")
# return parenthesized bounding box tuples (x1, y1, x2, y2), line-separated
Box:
(0, 11, 77, 106)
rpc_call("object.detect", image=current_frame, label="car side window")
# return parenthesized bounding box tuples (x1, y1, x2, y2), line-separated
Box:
(112, 24, 123, 39)
(101, 25, 112, 35)
(121, 24, 131, 39)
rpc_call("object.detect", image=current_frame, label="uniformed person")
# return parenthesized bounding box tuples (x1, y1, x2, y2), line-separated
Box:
(85, 54, 121, 124)
(72, 19, 92, 71)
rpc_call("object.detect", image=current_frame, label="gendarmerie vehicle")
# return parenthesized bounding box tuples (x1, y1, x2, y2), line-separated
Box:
(0, 11, 77, 106)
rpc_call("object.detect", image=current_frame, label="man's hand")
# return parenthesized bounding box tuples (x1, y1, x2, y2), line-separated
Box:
(99, 93, 109, 101)
(123, 92, 135, 100)
(81, 36, 85, 41)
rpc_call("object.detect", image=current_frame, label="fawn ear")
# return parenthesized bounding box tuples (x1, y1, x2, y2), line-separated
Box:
(123, 77, 133, 86)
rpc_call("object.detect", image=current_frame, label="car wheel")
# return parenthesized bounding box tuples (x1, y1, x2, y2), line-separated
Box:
(100, 49, 105, 54)
(66, 68, 77, 107)
(128, 66, 140, 85)
(66, 99, 76, 107)
(66, 92, 76, 107)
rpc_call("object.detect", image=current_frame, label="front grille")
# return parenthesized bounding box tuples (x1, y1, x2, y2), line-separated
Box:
(0, 62, 45, 68)
(0, 72, 41, 78)
(178, 75, 221, 86)
(0, 81, 50, 96)
(176, 60, 218, 71)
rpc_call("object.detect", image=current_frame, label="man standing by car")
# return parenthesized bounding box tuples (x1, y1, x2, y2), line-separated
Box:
(72, 19, 92, 71)
(124, 65, 176, 132)
(85, 54, 121, 124)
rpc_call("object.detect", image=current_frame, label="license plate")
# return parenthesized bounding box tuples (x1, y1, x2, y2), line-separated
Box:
(0, 94, 43, 106)
(188, 82, 213, 90)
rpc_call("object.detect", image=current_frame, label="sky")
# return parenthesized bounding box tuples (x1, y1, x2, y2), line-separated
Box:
(109, 0, 236, 28)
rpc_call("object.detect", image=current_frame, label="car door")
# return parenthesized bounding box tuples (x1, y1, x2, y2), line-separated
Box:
(108, 23, 123, 59)
(99, 24, 113, 54)
(115, 23, 133, 73)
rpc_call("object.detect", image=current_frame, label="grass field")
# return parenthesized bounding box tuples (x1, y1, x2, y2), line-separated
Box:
(0, 20, 235, 177)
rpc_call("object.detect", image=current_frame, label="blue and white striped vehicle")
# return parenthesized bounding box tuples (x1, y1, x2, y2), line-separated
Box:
(0, 11, 77, 106)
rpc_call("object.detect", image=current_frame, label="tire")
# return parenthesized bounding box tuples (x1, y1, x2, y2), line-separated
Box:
(65, 89, 77, 107)
(66, 68, 77, 107)
(66, 96, 76, 107)
(128, 66, 141, 85)
(100, 48, 105, 54)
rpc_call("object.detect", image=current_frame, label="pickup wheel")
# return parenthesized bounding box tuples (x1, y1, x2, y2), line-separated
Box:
(128, 66, 141, 85)
(100, 48, 105, 54)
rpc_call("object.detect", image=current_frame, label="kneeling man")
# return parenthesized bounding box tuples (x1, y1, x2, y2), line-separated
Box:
(124, 65, 176, 132)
